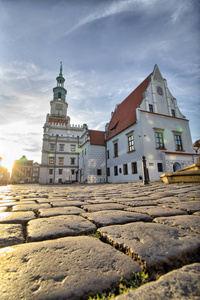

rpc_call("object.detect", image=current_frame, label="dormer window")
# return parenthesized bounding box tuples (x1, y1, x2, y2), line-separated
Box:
(111, 121, 119, 132)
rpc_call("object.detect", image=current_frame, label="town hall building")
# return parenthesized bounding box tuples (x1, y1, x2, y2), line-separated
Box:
(39, 64, 197, 184)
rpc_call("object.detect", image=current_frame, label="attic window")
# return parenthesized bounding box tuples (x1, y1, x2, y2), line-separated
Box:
(111, 121, 119, 132)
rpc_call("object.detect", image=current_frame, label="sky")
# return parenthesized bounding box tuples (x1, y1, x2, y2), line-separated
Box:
(0, 0, 200, 174)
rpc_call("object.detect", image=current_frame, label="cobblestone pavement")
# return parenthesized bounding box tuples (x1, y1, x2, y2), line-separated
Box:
(0, 182, 200, 300)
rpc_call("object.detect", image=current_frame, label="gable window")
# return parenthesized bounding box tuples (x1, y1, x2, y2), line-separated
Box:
(127, 134, 135, 152)
(132, 162, 138, 174)
(59, 157, 64, 165)
(50, 144, 55, 151)
(114, 142, 118, 157)
(123, 164, 128, 175)
(174, 134, 183, 151)
(149, 104, 153, 112)
(59, 144, 64, 151)
(49, 157, 55, 164)
(155, 132, 165, 149)
(171, 109, 176, 117)
(114, 166, 118, 176)
(71, 158, 75, 165)
(97, 169, 102, 176)
(157, 163, 163, 172)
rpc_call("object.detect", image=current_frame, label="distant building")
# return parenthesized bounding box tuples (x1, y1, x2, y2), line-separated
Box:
(32, 162, 40, 183)
(11, 155, 33, 183)
(0, 166, 10, 185)
(39, 63, 83, 184)
(79, 125, 106, 183)
(105, 65, 198, 182)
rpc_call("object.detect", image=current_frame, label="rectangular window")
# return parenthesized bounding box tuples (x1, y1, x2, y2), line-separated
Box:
(175, 135, 183, 151)
(107, 168, 110, 177)
(156, 132, 165, 149)
(58, 169, 63, 175)
(49, 178, 53, 184)
(59, 157, 64, 165)
(71, 145, 76, 152)
(49, 157, 55, 164)
(171, 109, 176, 117)
(123, 164, 128, 175)
(59, 144, 64, 151)
(58, 178, 62, 184)
(50, 144, 55, 151)
(114, 142, 118, 157)
(97, 169, 102, 176)
(114, 166, 118, 176)
(157, 163, 163, 172)
(49, 169, 53, 175)
(132, 162, 138, 174)
(71, 158, 75, 165)
(128, 135, 135, 152)
(85, 148, 86, 155)
(107, 150, 110, 159)
(149, 104, 153, 112)
(71, 169, 75, 175)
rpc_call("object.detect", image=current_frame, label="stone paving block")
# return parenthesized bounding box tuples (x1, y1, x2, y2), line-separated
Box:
(0, 207, 8, 212)
(117, 200, 157, 207)
(153, 215, 200, 233)
(0, 211, 36, 224)
(161, 200, 200, 213)
(85, 199, 114, 204)
(12, 203, 51, 211)
(125, 206, 187, 218)
(39, 207, 85, 217)
(27, 215, 97, 242)
(0, 224, 24, 248)
(98, 222, 200, 275)
(50, 200, 86, 207)
(115, 263, 200, 300)
(82, 210, 152, 227)
(0, 201, 17, 207)
(81, 203, 129, 212)
(0, 236, 141, 300)
(154, 196, 189, 204)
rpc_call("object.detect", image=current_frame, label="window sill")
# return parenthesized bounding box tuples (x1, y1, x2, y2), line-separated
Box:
(113, 155, 119, 158)
(175, 149, 185, 152)
(127, 150, 135, 154)
(156, 148, 167, 150)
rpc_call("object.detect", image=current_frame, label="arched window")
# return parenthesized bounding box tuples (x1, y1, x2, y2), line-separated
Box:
(58, 92, 61, 99)
(173, 162, 181, 172)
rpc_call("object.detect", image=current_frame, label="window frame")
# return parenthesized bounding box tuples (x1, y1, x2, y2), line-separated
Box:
(49, 157, 55, 164)
(114, 166, 118, 176)
(153, 128, 165, 149)
(59, 144, 64, 151)
(157, 163, 163, 172)
(59, 157, 64, 165)
(123, 164, 128, 175)
(174, 134, 183, 151)
(131, 162, 138, 174)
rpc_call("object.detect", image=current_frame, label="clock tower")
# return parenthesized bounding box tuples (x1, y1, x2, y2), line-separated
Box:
(50, 62, 68, 118)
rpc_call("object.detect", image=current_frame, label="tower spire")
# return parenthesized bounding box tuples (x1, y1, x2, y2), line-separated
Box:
(59, 61, 63, 77)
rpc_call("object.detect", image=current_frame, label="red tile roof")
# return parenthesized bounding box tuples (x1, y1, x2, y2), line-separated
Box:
(88, 130, 105, 146)
(106, 75, 150, 140)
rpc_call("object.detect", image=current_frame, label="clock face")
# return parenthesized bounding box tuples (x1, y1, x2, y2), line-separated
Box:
(157, 86, 163, 96)
(56, 104, 63, 111)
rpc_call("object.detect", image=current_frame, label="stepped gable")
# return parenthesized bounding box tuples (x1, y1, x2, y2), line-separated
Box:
(107, 75, 150, 140)
(88, 130, 105, 146)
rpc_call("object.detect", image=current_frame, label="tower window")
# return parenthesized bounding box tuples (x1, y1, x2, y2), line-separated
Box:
(58, 92, 61, 99)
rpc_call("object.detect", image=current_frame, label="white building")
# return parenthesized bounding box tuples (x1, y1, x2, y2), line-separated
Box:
(105, 65, 198, 183)
(79, 125, 106, 183)
(39, 64, 83, 184)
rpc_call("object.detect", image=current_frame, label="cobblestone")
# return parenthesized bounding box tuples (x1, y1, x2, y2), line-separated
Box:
(0, 182, 199, 299)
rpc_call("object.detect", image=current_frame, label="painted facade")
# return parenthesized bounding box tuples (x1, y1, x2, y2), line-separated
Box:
(79, 125, 106, 183)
